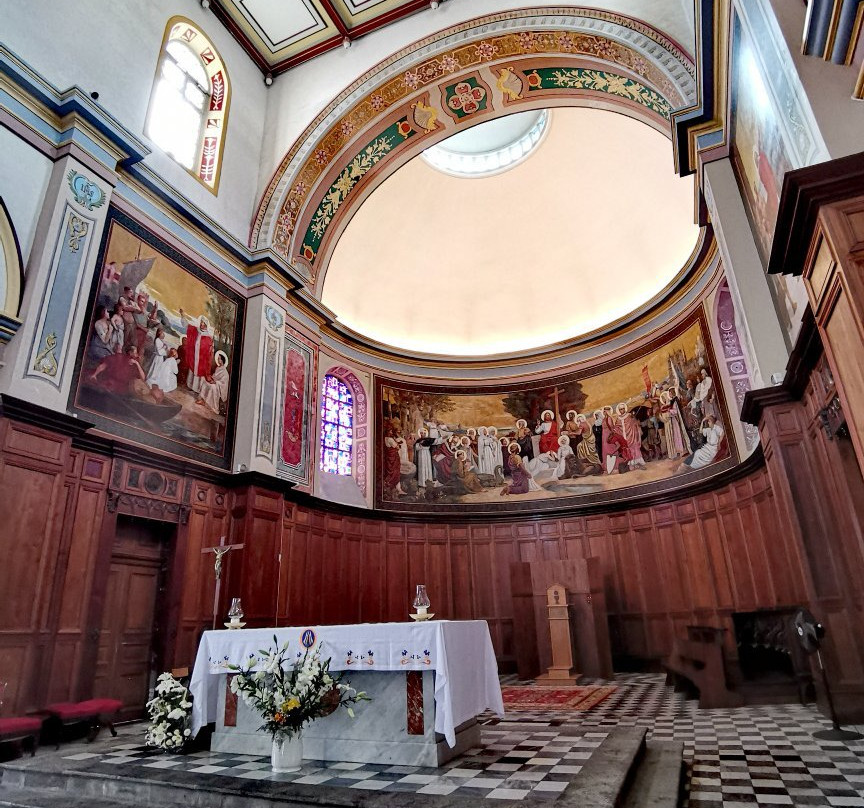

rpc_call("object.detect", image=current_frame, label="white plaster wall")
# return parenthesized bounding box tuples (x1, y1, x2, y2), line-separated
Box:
(258, 0, 695, 198)
(0, 128, 53, 265)
(766, 0, 864, 160)
(2, 0, 267, 243)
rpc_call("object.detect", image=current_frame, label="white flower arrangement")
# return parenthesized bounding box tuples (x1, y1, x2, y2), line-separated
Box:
(229, 637, 368, 740)
(145, 672, 193, 752)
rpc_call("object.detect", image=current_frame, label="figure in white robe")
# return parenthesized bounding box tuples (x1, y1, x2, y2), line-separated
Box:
(145, 333, 178, 393)
(551, 435, 576, 480)
(525, 450, 559, 479)
(477, 427, 498, 475)
(414, 428, 436, 488)
(683, 417, 724, 469)
(197, 350, 229, 415)
(692, 370, 717, 419)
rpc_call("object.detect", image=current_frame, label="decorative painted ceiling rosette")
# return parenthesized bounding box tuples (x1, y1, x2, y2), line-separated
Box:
(252, 7, 696, 293)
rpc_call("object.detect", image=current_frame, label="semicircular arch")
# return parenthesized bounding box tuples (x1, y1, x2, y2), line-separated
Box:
(252, 7, 695, 297)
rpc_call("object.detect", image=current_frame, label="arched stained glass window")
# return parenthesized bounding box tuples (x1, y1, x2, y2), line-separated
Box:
(320, 375, 353, 475)
(146, 18, 229, 193)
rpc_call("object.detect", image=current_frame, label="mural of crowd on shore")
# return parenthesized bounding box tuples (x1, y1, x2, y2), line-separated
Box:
(73, 216, 241, 462)
(378, 321, 730, 507)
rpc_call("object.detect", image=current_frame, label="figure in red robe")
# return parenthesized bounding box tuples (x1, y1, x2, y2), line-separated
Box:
(535, 409, 559, 454)
(383, 423, 405, 496)
(180, 310, 214, 393)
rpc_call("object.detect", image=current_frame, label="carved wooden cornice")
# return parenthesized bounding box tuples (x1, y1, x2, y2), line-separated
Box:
(741, 308, 821, 426)
(769, 151, 864, 277)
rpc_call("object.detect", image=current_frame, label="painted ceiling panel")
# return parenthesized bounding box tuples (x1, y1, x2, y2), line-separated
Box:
(212, 0, 434, 72)
(239, 0, 326, 50)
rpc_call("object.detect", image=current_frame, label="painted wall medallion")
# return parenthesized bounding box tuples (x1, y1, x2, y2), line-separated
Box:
(67, 170, 105, 211)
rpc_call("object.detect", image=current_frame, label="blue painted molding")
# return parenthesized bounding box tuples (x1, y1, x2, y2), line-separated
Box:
(0, 312, 22, 344)
(672, 0, 716, 178)
(0, 46, 149, 168)
(0, 45, 309, 300)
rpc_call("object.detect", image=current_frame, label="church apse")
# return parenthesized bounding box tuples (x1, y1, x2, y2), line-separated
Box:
(375, 314, 738, 514)
(70, 208, 244, 469)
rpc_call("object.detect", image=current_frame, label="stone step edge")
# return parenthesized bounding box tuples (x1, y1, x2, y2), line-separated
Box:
(0, 726, 648, 808)
(560, 726, 648, 808)
(621, 741, 685, 808)
(0, 782, 135, 808)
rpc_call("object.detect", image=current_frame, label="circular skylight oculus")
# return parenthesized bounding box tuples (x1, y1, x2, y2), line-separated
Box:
(421, 110, 549, 178)
(323, 108, 700, 357)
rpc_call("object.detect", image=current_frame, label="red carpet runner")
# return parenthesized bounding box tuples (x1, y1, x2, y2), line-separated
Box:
(501, 685, 617, 711)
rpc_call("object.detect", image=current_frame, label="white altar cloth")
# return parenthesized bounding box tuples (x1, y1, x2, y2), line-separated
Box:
(189, 620, 504, 746)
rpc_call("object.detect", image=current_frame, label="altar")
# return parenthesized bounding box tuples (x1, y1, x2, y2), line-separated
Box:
(188, 620, 504, 767)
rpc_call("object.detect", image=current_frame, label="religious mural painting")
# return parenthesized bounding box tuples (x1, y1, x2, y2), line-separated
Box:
(71, 208, 244, 468)
(376, 315, 735, 514)
(278, 326, 316, 485)
(729, 8, 809, 348)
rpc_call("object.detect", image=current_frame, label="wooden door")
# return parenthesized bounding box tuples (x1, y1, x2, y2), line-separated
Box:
(93, 516, 172, 719)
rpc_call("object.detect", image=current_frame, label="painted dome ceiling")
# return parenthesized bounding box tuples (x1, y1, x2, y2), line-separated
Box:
(321, 107, 700, 357)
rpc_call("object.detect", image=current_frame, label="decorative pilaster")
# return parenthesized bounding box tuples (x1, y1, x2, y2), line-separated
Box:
(232, 293, 288, 475)
(702, 159, 790, 386)
(0, 156, 112, 410)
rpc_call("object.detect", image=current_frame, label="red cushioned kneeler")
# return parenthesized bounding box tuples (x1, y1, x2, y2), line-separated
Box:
(0, 716, 42, 756)
(44, 698, 122, 746)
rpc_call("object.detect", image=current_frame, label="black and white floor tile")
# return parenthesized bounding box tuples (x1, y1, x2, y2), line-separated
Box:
(59, 674, 864, 804)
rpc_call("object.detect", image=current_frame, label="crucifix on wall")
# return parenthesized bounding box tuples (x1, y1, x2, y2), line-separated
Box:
(202, 536, 245, 630)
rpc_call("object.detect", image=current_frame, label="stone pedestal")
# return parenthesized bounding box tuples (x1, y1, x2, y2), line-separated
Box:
(212, 670, 480, 767)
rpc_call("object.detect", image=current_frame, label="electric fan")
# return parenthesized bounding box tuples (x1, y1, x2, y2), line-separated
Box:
(794, 608, 862, 741)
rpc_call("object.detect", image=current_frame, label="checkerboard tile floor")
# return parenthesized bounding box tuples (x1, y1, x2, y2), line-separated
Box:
(62, 674, 864, 804)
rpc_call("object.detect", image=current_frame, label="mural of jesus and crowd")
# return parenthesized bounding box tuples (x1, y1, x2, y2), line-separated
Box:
(76, 223, 238, 456)
(380, 334, 729, 506)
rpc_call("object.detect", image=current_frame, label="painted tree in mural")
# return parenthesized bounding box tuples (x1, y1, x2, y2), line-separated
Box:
(387, 391, 456, 436)
(501, 380, 586, 423)
(206, 291, 234, 353)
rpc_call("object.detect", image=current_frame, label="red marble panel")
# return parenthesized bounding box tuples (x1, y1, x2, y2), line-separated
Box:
(406, 671, 424, 735)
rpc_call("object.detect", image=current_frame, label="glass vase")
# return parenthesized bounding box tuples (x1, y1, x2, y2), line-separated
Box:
(271, 732, 303, 772)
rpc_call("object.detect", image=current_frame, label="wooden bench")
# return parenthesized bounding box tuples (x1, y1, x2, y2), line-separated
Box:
(0, 716, 42, 756)
(664, 626, 743, 709)
(43, 699, 123, 747)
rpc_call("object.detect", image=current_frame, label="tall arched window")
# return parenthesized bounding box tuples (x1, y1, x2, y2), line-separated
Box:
(146, 18, 229, 193)
(320, 375, 353, 475)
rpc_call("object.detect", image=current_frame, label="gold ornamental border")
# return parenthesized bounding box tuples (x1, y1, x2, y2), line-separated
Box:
(250, 7, 695, 257)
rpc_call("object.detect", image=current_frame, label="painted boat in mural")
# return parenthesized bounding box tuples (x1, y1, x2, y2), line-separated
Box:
(78, 385, 182, 425)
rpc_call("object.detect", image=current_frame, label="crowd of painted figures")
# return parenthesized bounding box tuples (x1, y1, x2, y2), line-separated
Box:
(382, 370, 725, 500)
(85, 269, 229, 418)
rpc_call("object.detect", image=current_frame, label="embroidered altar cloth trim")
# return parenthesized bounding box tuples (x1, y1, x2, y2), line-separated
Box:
(189, 620, 504, 746)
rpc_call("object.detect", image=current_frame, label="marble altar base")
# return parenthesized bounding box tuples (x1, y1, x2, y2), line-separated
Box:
(211, 670, 480, 767)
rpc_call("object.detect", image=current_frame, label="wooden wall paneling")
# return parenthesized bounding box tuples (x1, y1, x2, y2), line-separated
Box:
(47, 455, 109, 703)
(697, 507, 735, 610)
(0, 419, 72, 714)
(718, 500, 759, 609)
(359, 532, 384, 623)
(681, 516, 717, 613)
(489, 535, 516, 661)
(227, 486, 282, 628)
(282, 506, 312, 625)
(384, 525, 408, 622)
(449, 540, 473, 620)
(424, 539, 450, 620)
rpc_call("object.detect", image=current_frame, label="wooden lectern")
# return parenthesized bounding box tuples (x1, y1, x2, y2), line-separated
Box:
(510, 558, 613, 682)
(535, 584, 580, 684)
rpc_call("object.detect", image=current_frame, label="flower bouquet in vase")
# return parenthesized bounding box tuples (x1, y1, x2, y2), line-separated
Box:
(145, 673, 193, 752)
(229, 636, 369, 772)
